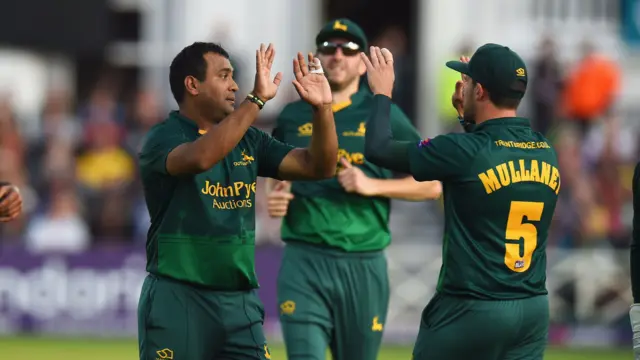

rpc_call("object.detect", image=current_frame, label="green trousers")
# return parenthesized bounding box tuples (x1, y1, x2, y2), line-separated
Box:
(138, 274, 272, 360)
(412, 293, 549, 360)
(277, 242, 390, 360)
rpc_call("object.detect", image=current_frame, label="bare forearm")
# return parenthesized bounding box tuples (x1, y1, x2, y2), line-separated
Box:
(306, 104, 338, 177)
(171, 101, 260, 174)
(368, 176, 442, 201)
(193, 101, 260, 166)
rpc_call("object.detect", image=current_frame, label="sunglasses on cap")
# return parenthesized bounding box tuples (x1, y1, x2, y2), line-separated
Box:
(317, 41, 361, 56)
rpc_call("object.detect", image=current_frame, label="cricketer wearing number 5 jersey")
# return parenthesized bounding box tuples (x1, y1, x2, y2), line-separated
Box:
(362, 44, 560, 360)
(137, 42, 338, 360)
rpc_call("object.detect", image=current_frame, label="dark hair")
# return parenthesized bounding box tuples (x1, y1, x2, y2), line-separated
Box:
(169, 42, 230, 104)
(472, 80, 521, 110)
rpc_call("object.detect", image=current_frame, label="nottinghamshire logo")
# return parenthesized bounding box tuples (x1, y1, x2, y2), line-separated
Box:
(234, 150, 254, 166)
(201, 180, 256, 209)
(280, 300, 296, 315)
(298, 123, 313, 136)
(343, 122, 366, 136)
(333, 20, 348, 31)
(155, 349, 173, 360)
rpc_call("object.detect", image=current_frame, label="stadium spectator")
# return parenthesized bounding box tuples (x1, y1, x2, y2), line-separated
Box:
(531, 36, 563, 136)
(559, 40, 621, 138)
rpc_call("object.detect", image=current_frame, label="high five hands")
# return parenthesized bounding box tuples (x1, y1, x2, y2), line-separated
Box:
(251, 43, 333, 107)
(291, 52, 332, 108)
(252, 43, 282, 102)
(360, 46, 395, 98)
(452, 55, 470, 117)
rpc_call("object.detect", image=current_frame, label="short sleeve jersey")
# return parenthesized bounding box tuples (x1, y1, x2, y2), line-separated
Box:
(408, 117, 560, 300)
(138, 111, 294, 290)
(272, 89, 421, 252)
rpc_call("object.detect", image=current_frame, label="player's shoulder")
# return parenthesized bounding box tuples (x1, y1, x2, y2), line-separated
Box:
(244, 126, 268, 139)
(429, 131, 488, 153)
(389, 102, 411, 121)
(140, 116, 186, 152)
(244, 126, 278, 147)
(276, 100, 313, 124)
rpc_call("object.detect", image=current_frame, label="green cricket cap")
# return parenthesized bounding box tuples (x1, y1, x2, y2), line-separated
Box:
(446, 43, 528, 99)
(316, 18, 368, 50)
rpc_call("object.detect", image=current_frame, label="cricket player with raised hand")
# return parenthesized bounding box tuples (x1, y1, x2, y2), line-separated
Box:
(362, 44, 560, 359)
(267, 19, 441, 360)
(137, 41, 337, 360)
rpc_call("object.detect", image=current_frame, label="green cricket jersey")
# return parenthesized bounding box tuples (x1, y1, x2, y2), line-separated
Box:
(408, 117, 559, 300)
(272, 88, 420, 252)
(139, 111, 294, 290)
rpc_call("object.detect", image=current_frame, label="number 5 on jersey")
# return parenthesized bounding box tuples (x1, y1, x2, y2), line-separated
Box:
(504, 201, 544, 273)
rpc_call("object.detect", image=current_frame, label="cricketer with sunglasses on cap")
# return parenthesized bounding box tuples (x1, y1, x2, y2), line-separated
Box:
(266, 19, 442, 360)
(362, 44, 560, 359)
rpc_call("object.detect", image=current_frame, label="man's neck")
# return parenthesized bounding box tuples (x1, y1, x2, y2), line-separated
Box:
(179, 104, 215, 130)
(474, 109, 518, 126)
(331, 80, 359, 105)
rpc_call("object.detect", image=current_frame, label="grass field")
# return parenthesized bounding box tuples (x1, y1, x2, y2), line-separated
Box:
(0, 337, 632, 359)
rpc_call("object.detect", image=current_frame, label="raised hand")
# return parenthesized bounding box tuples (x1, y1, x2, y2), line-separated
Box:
(360, 46, 395, 98)
(252, 43, 283, 101)
(452, 56, 470, 117)
(292, 52, 332, 108)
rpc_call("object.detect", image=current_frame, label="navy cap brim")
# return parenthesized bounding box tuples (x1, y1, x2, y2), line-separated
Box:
(446, 61, 471, 76)
(316, 31, 365, 49)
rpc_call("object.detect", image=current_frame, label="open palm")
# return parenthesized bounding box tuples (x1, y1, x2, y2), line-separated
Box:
(252, 43, 283, 101)
(292, 52, 332, 107)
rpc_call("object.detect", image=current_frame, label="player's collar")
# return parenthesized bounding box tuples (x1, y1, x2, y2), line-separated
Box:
(170, 111, 204, 133)
(473, 117, 530, 132)
(331, 85, 370, 113)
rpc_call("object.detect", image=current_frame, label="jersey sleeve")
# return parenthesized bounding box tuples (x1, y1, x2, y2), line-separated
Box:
(390, 104, 421, 142)
(256, 128, 295, 179)
(632, 162, 640, 302)
(407, 133, 473, 181)
(138, 125, 189, 176)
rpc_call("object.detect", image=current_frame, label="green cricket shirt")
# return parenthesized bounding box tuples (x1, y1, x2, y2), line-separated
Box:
(408, 117, 559, 300)
(272, 89, 421, 252)
(139, 111, 294, 290)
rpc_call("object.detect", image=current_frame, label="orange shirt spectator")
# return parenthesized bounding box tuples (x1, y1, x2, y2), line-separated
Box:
(560, 53, 620, 122)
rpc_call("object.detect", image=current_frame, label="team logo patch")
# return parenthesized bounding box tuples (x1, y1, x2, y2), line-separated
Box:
(280, 300, 296, 315)
(156, 348, 174, 359)
(418, 139, 431, 148)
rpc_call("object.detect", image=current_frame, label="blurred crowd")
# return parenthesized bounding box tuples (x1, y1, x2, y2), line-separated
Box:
(529, 36, 631, 251)
(0, 32, 634, 253)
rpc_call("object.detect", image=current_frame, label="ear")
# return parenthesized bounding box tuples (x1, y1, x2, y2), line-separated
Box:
(357, 57, 367, 76)
(184, 76, 199, 97)
(475, 82, 487, 101)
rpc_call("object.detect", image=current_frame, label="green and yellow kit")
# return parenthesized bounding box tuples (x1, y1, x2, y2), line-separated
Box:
(407, 117, 559, 360)
(272, 88, 420, 360)
(137, 111, 293, 360)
